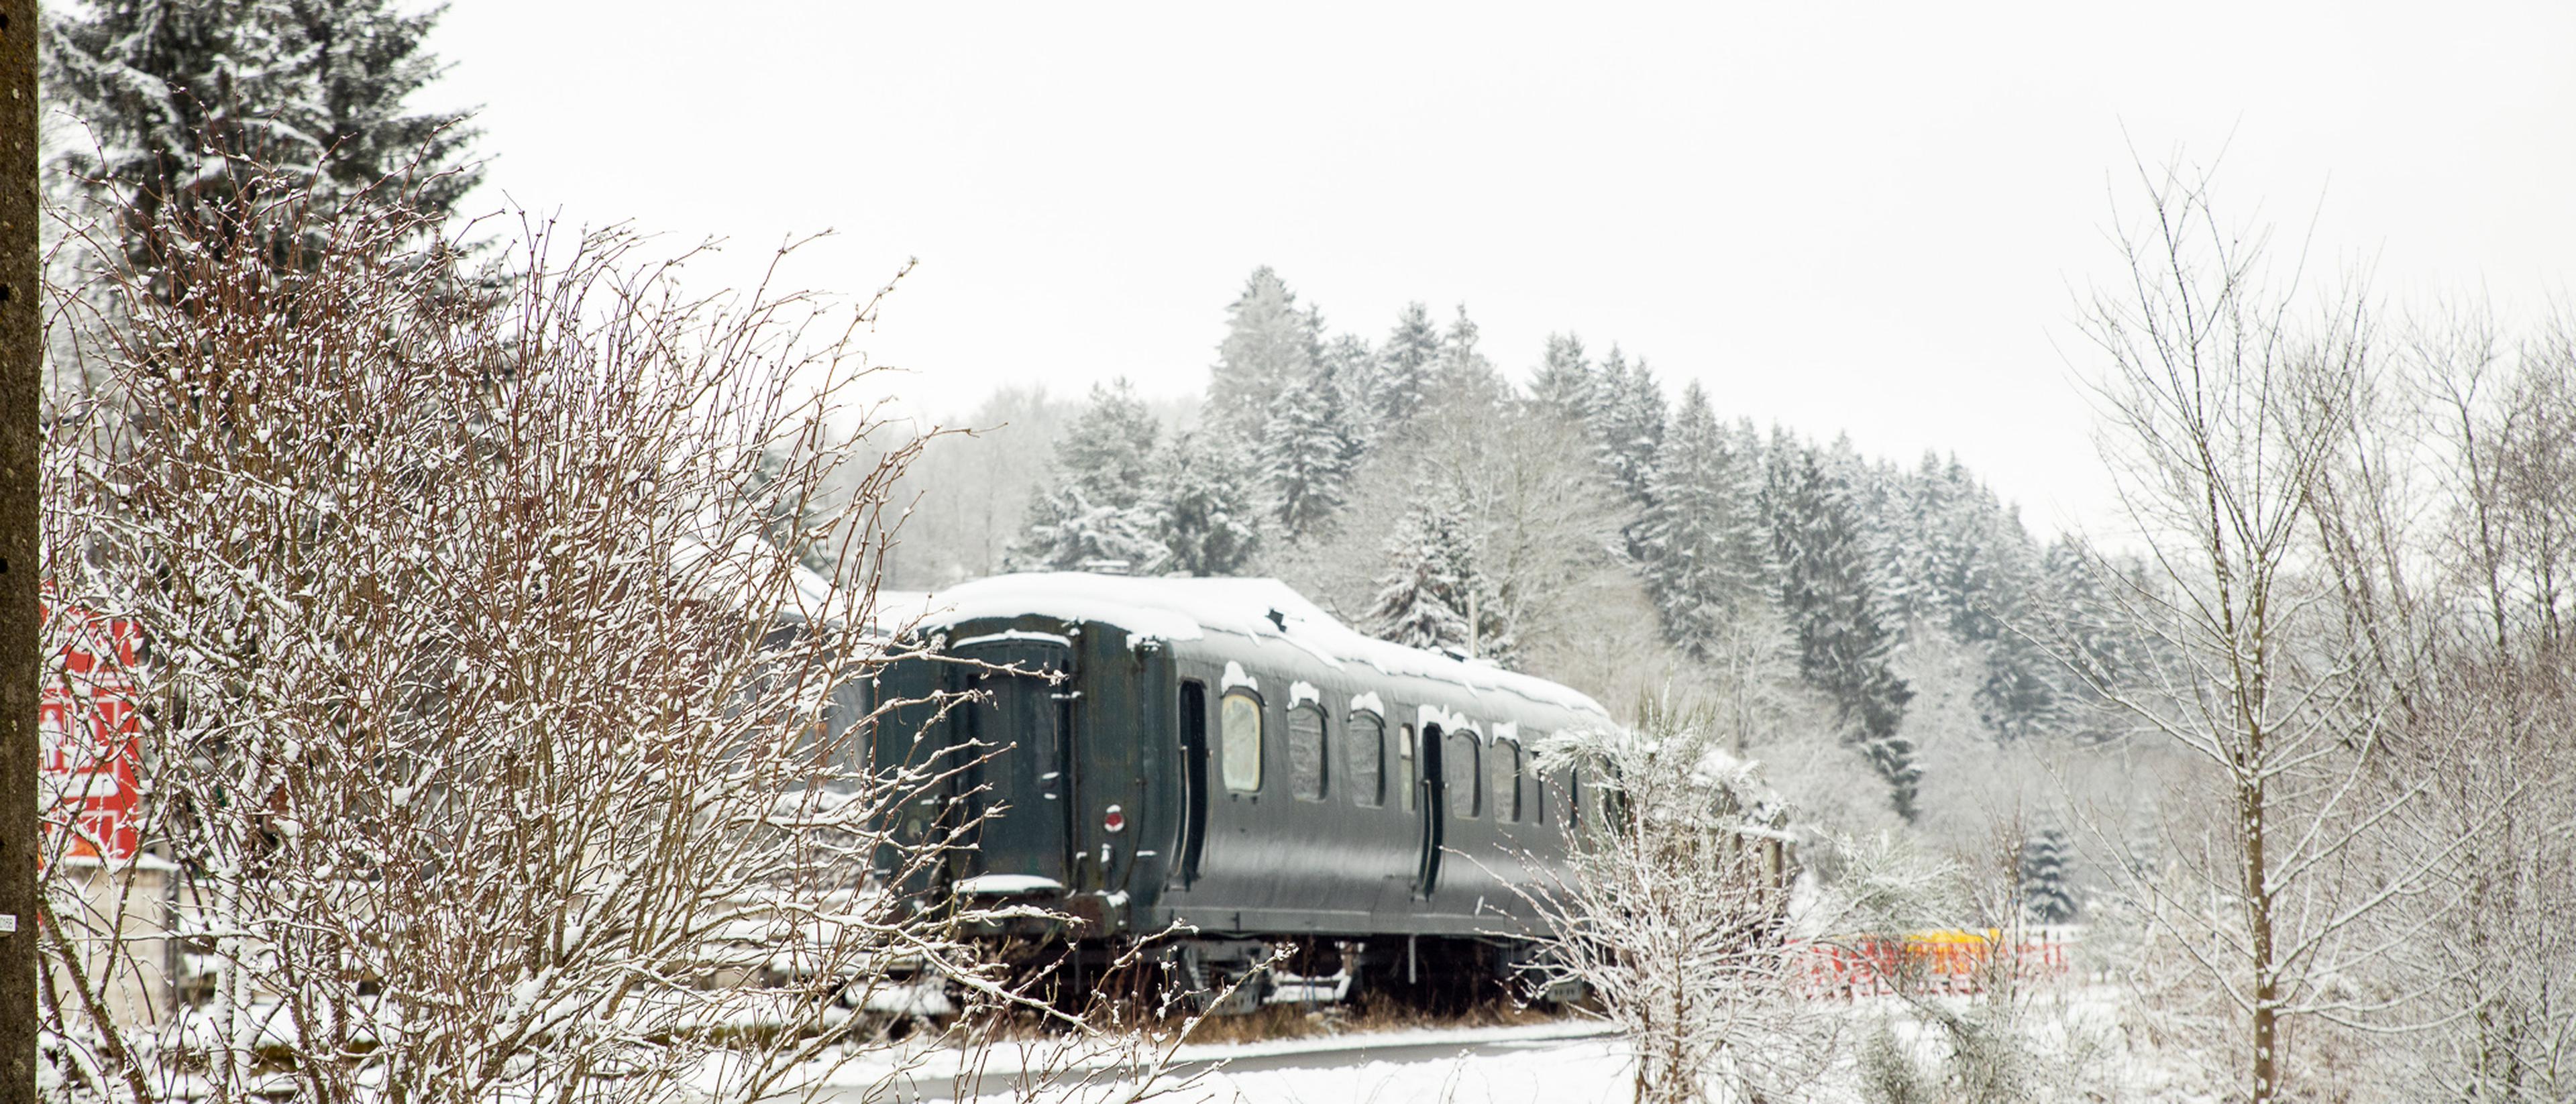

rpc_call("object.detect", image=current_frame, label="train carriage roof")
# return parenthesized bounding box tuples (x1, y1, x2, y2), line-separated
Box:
(878, 573, 1612, 723)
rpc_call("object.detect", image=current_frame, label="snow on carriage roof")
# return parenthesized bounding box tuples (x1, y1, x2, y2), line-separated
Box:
(885, 573, 1610, 716)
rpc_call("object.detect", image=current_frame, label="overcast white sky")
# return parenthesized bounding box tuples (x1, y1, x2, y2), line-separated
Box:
(425, 1, 2574, 535)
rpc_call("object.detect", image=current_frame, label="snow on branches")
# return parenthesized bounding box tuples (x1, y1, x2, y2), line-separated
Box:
(32, 174, 1036, 1101)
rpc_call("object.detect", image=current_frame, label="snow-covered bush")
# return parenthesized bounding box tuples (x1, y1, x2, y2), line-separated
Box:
(1513, 698, 1831, 1104)
(32, 172, 1043, 1101)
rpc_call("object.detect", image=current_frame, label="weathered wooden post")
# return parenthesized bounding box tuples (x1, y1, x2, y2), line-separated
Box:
(0, 0, 38, 1097)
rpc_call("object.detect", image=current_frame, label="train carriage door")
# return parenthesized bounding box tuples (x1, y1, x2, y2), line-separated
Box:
(1414, 723, 1445, 897)
(954, 637, 1077, 883)
(1176, 680, 1209, 888)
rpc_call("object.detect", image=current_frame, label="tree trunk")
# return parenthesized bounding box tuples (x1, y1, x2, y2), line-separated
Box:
(2244, 770, 2279, 1104)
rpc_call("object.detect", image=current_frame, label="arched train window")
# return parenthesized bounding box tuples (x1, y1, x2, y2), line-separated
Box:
(1220, 690, 1263, 793)
(1445, 728, 1481, 820)
(1287, 704, 1328, 801)
(1491, 739, 1523, 824)
(1347, 711, 1385, 808)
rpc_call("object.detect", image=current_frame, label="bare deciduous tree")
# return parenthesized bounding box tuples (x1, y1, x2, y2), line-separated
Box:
(2070, 161, 2471, 1104)
(30, 174, 1075, 1101)
(2329, 305, 2576, 1102)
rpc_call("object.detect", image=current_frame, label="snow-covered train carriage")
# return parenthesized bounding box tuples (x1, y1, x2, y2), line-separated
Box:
(861, 573, 1622, 1007)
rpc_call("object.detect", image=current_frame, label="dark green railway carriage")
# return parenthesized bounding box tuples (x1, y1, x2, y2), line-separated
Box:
(864, 573, 1617, 998)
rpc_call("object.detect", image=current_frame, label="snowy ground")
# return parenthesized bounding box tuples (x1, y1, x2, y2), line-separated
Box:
(763, 983, 2190, 1104)
(1157, 1030, 1631, 1104)
(770, 1022, 1628, 1103)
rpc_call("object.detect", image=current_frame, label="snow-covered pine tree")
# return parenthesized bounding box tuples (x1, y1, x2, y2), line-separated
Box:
(1052, 378, 1159, 492)
(1366, 498, 1511, 661)
(2019, 825, 2080, 924)
(1432, 304, 1508, 410)
(2029, 537, 2151, 744)
(1011, 379, 1165, 571)
(1148, 430, 1261, 575)
(1374, 300, 1441, 431)
(1260, 372, 1354, 539)
(1977, 606, 2065, 743)
(1762, 435, 1921, 820)
(1636, 382, 1768, 658)
(1527, 332, 1596, 421)
(1368, 502, 1475, 653)
(1207, 266, 1322, 431)
(1961, 497, 2058, 741)
(1878, 453, 1954, 634)
(1589, 345, 1666, 503)
(1866, 450, 2065, 742)
(1014, 487, 1159, 573)
(1905, 455, 2034, 647)
(289, 0, 480, 213)
(1591, 348, 1632, 445)
(48, 0, 480, 273)
(1932, 459, 2008, 642)
(1320, 330, 1379, 459)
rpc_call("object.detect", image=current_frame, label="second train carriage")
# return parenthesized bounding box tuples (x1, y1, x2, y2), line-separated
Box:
(862, 573, 1648, 1003)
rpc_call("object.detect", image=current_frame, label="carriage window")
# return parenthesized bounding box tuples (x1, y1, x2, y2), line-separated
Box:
(1445, 729, 1481, 820)
(1492, 740, 1523, 824)
(1347, 712, 1385, 808)
(1220, 690, 1263, 793)
(1397, 723, 1417, 812)
(1287, 704, 1328, 801)
(1529, 733, 1548, 824)
(1569, 765, 1584, 832)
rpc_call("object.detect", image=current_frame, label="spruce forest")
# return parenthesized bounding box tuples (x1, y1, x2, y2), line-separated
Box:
(868, 267, 2145, 871)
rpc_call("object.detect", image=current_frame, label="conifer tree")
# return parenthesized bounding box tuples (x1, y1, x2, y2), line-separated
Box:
(290, 0, 477, 207)
(1368, 502, 1475, 653)
(1366, 498, 1510, 660)
(1014, 488, 1161, 573)
(2023, 537, 2152, 743)
(1375, 301, 1441, 430)
(1591, 348, 1631, 441)
(1763, 437, 1921, 819)
(1978, 606, 2065, 744)
(1589, 345, 1666, 503)
(1051, 378, 1159, 494)
(48, 0, 480, 274)
(1527, 331, 1596, 420)
(1935, 461, 2015, 643)
(1868, 451, 2065, 742)
(1636, 382, 1767, 657)
(1148, 431, 1261, 576)
(1012, 380, 1165, 571)
(2019, 826, 2080, 924)
(1896, 455, 2032, 647)
(1260, 373, 1353, 539)
(1432, 303, 1507, 409)
(1208, 266, 1320, 431)
(1319, 330, 1379, 457)
(1878, 453, 1955, 634)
